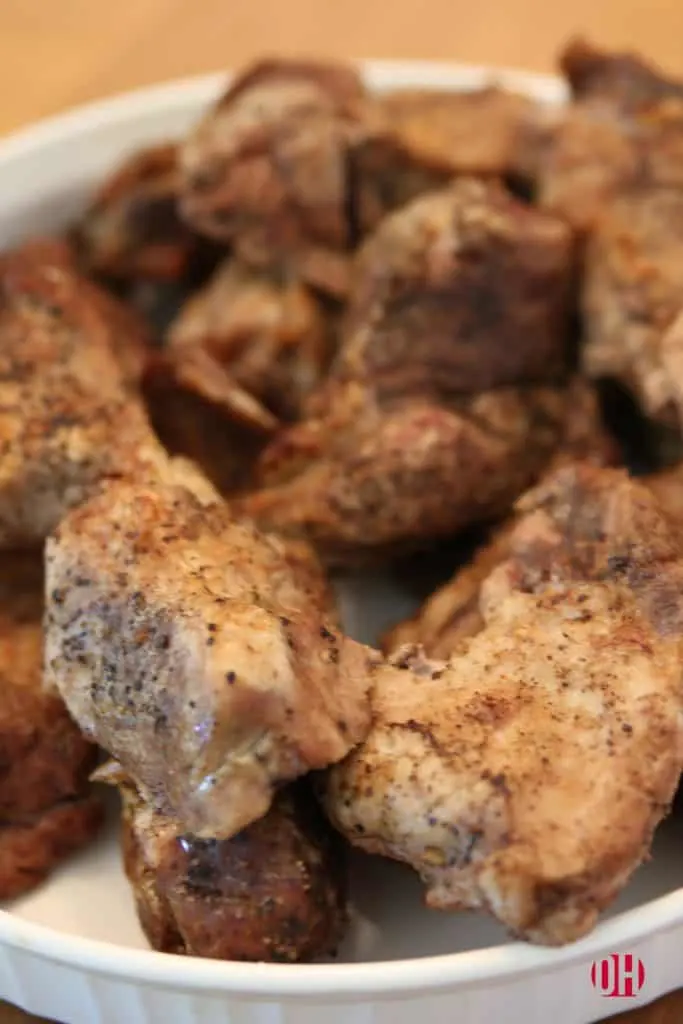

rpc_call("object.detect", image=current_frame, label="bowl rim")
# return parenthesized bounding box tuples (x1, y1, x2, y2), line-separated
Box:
(0, 59, 677, 999)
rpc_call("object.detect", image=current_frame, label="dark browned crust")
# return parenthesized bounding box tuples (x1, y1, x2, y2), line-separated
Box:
(122, 784, 348, 962)
(179, 58, 371, 297)
(0, 796, 103, 900)
(74, 143, 219, 284)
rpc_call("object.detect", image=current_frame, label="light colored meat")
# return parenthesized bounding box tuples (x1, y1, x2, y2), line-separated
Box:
(119, 776, 348, 961)
(324, 464, 683, 945)
(0, 240, 165, 547)
(45, 476, 374, 838)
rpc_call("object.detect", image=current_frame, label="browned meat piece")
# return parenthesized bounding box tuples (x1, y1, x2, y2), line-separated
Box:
(647, 462, 683, 526)
(143, 368, 267, 495)
(0, 240, 168, 547)
(74, 143, 220, 284)
(241, 387, 573, 565)
(45, 475, 374, 839)
(165, 259, 332, 424)
(380, 87, 547, 178)
(353, 86, 554, 223)
(333, 178, 574, 394)
(562, 37, 683, 112)
(582, 188, 683, 428)
(6, 236, 153, 387)
(325, 464, 683, 945)
(120, 779, 347, 961)
(0, 552, 101, 899)
(0, 797, 103, 900)
(385, 523, 515, 657)
(180, 59, 372, 297)
(539, 40, 683, 232)
(236, 179, 575, 562)
(384, 379, 619, 654)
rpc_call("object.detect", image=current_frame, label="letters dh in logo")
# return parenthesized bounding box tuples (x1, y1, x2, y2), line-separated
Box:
(590, 954, 646, 998)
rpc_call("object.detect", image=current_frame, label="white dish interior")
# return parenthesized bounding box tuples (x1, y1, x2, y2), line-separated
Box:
(0, 61, 681, 1024)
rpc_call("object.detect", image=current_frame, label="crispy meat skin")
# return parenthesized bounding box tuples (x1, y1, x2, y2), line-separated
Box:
(74, 143, 218, 283)
(325, 465, 683, 945)
(236, 180, 575, 561)
(0, 551, 101, 898)
(165, 258, 332, 425)
(45, 477, 374, 838)
(121, 781, 348, 961)
(180, 59, 371, 297)
(0, 241, 165, 547)
(540, 40, 683, 232)
(385, 379, 619, 655)
(582, 188, 683, 428)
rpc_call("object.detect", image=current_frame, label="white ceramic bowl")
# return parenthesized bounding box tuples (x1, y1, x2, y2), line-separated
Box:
(1, 62, 682, 1024)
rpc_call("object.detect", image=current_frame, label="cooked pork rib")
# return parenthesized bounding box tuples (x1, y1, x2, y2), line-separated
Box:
(329, 177, 574, 394)
(236, 178, 575, 562)
(164, 258, 332, 427)
(240, 386, 573, 565)
(180, 59, 371, 297)
(74, 143, 218, 284)
(120, 778, 348, 961)
(539, 39, 683, 232)
(582, 187, 683, 428)
(325, 464, 683, 945)
(562, 37, 683, 111)
(0, 552, 101, 899)
(142, 367, 268, 496)
(385, 379, 618, 655)
(45, 476, 374, 838)
(353, 86, 553, 218)
(0, 240, 166, 547)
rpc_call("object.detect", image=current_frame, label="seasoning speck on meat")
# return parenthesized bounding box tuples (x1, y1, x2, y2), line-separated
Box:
(45, 475, 374, 838)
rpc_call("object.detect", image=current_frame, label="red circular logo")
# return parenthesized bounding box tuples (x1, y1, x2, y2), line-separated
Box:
(591, 954, 646, 998)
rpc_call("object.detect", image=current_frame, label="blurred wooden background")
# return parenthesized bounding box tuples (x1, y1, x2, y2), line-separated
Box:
(2, 0, 683, 133)
(1, 0, 683, 1021)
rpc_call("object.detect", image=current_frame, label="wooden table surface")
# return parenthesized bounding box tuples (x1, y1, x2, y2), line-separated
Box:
(1, 1, 683, 1022)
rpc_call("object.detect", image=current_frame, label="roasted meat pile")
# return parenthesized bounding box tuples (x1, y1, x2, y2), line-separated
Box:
(8, 38, 683, 962)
